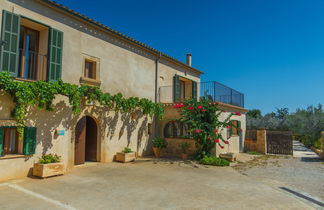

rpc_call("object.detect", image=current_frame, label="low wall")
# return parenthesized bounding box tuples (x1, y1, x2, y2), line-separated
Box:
(164, 138, 196, 157)
(245, 129, 293, 155)
(244, 130, 267, 154)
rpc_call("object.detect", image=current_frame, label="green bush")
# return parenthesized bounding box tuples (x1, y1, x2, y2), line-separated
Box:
(122, 147, 133, 153)
(152, 137, 168, 149)
(314, 138, 323, 150)
(39, 154, 61, 164)
(199, 155, 230, 166)
(296, 135, 314, 148)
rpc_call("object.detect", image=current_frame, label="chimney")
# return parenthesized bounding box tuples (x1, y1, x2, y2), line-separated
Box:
(186, 53, 192, 66)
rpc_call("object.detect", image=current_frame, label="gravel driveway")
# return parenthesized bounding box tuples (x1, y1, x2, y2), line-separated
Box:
(233, 141, 324, 208)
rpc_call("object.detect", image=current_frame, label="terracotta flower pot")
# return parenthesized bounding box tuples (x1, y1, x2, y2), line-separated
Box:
(153, 147, 161, 158)
(181, 153, 188, 160)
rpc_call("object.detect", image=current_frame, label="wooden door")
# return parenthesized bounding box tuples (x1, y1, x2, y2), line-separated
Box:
(75, 117, 86, 165)
(85, 117, 97, 161)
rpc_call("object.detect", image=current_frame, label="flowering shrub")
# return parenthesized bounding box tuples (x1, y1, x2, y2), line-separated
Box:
(174, 98, 240, 159)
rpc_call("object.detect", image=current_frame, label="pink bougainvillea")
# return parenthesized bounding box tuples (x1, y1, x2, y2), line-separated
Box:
(234, 112, 241, 116)
(177, 98, 238, 159)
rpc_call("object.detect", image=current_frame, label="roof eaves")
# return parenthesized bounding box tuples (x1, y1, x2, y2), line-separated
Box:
(37, 0, 204, 74)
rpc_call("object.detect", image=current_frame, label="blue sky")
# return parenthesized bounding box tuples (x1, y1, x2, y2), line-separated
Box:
(56, 0, 324, 114)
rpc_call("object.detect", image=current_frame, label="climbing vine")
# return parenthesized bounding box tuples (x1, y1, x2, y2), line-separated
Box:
(0, 72, 164, 139)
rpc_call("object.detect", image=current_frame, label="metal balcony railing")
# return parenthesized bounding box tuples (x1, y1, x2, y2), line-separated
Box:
(18, 49, 47, 81)
(200, 81, 244, 108)
(159, 81, 244, 108)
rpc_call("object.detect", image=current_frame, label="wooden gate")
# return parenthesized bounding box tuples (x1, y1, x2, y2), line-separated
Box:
(266, 131, 293, 155)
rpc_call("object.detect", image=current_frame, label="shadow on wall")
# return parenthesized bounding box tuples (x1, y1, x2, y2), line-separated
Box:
(11, 94, 154, 160)
(80, 104, 155, 156)
(26, 100, 77, 155)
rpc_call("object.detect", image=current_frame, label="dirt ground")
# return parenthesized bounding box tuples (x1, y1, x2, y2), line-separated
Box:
(0, 159, 315, 210)
(233, 154, 324, 206)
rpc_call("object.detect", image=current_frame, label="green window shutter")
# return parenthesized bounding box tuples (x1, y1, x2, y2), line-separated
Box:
(23, 127, 37, 155)
(0, 127, 3, 156)
(0, 10, 20, 76)
(229, 121, 233, 137)
(47, 28, 63, 81)
(238, 121, 242, 135)
(192, 81, 198, 100)
(173, 75, 180, 102)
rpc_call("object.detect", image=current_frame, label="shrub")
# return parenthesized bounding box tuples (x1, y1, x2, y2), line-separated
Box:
(314, 138, 323, 150)
(295, 135, 314, 148)
(122, 147, 132, 153)
(152, 137, 168, 149)
(199, 155, 230, 166)
(39, 154, 61, 164)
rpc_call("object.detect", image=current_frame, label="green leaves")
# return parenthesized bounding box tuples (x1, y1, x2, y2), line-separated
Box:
(175, 97, 235, 159)
(0, 72, 164, 139)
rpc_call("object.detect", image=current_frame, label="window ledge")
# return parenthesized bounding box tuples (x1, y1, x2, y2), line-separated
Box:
(0, 154, 31, 160)
(14, 78, 38, 83)
(80, 76, 101, 87)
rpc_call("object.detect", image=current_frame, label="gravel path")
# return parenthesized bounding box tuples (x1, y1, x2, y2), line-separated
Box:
(234, 143, 324, 206)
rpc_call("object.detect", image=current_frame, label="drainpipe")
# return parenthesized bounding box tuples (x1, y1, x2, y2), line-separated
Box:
(154, 52, 162, 103)
(153, 53, 162, 144)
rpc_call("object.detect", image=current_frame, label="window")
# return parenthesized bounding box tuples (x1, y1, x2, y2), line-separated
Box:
(84, 59, 96, 79)
(180, 80, 186, 100)
(164, 121, 191, 138)
(173, 75, 198, 102)
(0, 11, 63, 81)
(80, 55, 101, 86)
(228, 120, 241, 138)
(18, 26, 40, 80)
(2, 128, 19, 155)
(0, 126, 37, 157)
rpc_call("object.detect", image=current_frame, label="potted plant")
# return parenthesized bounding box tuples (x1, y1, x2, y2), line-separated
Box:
(116, 147, 136, 163)
(33, 154, 64, 178)
(180, 142, 191, 160)
(152, 137, 167, 158)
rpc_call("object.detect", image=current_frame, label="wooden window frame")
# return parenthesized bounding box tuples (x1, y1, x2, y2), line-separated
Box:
(80, 54, 101, 87)
(2, 127, 21, 155)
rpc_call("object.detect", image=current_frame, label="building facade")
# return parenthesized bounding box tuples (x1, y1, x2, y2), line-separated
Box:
(0, 0, 246, 181)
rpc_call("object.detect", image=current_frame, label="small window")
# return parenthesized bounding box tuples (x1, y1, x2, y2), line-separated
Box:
(164, 121, 191, 138)
(2, 128, 20, 155)
(0, 126, 37, 157)
(84, 59, 96, 79)
(228, 120, 241, 137)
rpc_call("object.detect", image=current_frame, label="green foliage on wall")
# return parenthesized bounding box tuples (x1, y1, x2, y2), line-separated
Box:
(0, 72, 164, 139)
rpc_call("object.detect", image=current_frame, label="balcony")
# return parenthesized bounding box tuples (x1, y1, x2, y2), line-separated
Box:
(18, 49, 47, 81)
(159, 81, 244, 108)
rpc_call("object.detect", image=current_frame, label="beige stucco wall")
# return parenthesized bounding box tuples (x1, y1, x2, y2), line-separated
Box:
(3, 0, 200, 99)
(160, 105, 247, 157)
(0, 92, 155, 181)
(0, 0, 203, 181)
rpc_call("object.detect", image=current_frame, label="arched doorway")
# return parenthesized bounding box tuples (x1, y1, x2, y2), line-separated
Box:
(75, 116, 98, 165)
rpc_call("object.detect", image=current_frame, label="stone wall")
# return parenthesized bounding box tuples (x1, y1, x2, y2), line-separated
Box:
(164, 138, 196, 157)
(244, 129, 267, 154)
